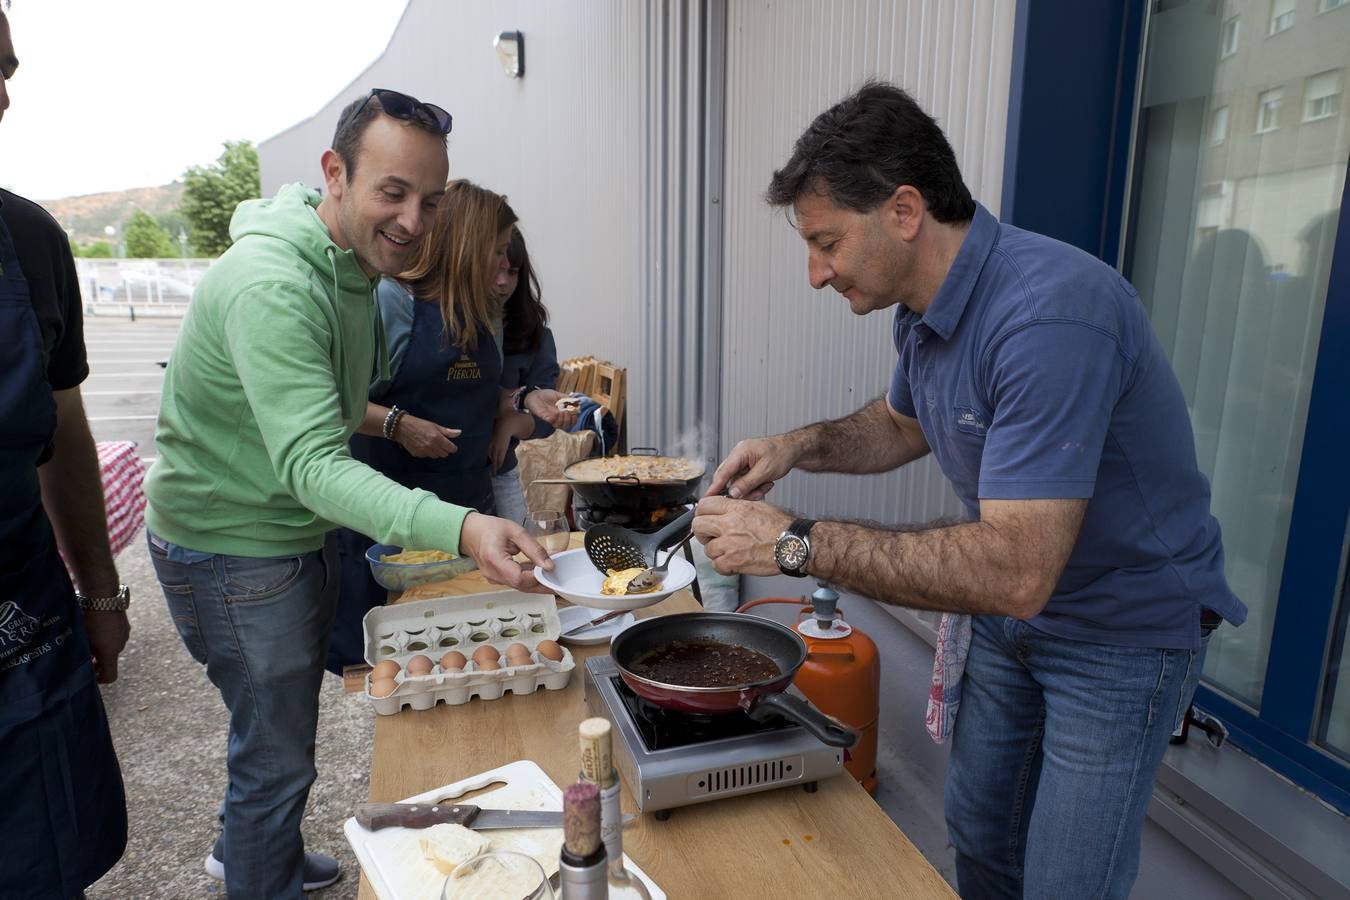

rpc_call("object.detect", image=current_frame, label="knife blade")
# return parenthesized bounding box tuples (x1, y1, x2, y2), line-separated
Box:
(355, 802, 637, 832)
(356, 803, 561, 831)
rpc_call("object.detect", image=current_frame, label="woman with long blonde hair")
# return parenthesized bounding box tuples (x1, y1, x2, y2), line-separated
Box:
(328, 180, 533, 672)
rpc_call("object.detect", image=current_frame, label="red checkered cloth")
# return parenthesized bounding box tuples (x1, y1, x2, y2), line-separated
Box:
(96, 440, 147, 558)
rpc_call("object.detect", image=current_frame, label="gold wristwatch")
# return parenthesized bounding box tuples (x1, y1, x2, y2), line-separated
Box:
(76, 584, 131, 612)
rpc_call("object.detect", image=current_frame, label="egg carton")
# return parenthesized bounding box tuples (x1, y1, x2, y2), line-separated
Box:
(361, 590, 575, 716)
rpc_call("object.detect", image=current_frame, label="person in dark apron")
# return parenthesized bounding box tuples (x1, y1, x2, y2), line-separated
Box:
(327, 181, 516, 674)
(490, 226, 579, 527)
(0, 210, 128, 897)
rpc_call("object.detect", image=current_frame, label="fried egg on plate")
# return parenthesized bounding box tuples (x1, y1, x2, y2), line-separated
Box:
(601, 567, 662, 596)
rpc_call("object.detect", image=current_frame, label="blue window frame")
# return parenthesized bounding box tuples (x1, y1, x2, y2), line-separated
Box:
(1003, 0, 1350, 813)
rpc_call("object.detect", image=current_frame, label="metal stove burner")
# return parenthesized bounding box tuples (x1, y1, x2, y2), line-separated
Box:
(572, 496, 696, 531)
(625, 691, 791, 751)
(573, 502, 692, 534)
(583, 655, 844, 819)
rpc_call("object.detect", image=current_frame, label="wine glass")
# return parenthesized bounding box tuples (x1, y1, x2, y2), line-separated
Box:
(442, 850, 554, 900)
(527, 508, 570, 555)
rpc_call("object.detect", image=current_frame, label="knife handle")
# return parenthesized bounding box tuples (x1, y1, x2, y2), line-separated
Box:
(355, 802, 480, 831)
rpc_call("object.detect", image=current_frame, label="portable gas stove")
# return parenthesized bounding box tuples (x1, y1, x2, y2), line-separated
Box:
(583, 655, 844, 819)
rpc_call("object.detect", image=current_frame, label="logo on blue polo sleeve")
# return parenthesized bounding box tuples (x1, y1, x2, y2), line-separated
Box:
(954, 406, 988, 435)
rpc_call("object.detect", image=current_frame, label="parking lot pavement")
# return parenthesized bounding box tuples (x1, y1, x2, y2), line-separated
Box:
(80, 317, 371, 899)
(80, 317, 179, 459)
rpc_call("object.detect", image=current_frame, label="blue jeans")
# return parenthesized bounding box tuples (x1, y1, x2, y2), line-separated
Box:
(147, 530, 339, 900)
(492, 468, 528, 527)
(946, 615, 1206, 900)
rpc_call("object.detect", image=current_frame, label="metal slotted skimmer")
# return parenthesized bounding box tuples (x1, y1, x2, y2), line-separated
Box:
(584, 508, 695, 575)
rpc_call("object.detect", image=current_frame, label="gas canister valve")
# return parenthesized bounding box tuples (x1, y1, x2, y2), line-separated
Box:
(799, 582, 853, 639)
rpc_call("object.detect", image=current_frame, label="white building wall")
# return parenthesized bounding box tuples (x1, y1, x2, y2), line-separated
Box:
(258, 0, 650, 436)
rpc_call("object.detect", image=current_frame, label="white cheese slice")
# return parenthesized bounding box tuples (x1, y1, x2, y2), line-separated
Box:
(419, 823, 492, 876)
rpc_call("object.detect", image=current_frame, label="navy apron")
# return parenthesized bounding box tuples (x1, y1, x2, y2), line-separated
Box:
(0, 217, 127, 898)
(328, 298, 502, 673)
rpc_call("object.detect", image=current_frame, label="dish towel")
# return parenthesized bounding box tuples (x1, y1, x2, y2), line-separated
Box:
(925, 612, 972, 743)
(57, 441, 147, 574)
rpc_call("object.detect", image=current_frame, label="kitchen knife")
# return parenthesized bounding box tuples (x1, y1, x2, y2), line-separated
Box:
(356, 802, 635, 831)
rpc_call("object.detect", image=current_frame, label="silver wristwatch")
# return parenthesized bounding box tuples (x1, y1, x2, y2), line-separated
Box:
(76, 583, 131, 612)
(774, 519, 816, 578)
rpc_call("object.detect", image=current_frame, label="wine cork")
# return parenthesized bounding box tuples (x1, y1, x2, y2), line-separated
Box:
(562, 781, 602, 858)
(578, 717, 616, 788)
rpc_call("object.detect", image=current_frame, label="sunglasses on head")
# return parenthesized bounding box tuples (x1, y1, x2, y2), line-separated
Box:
(353, 88, 453, 135)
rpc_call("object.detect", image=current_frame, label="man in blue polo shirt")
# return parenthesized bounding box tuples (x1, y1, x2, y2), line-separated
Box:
(693, 80, 1245, 900)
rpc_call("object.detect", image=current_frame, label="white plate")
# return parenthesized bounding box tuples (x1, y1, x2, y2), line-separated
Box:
(556, 605, 637, 645)
(535, 548, 697, 611)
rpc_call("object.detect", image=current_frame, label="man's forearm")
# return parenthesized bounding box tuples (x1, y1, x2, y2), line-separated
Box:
(810, 518, 1037, 618)
(38, 393, 120, 596)
(789, 397, 921, 474)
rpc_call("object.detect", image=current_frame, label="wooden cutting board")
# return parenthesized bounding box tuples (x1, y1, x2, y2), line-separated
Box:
(345, 759, 663, 900)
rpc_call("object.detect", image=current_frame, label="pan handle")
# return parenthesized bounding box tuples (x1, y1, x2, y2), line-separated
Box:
(747, 691, 859, 748)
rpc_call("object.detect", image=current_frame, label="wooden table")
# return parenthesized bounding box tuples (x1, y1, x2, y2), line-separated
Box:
(358, 552, 955, 899)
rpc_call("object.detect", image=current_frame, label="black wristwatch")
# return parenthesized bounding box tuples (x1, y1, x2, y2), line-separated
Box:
(774, 519, 816, 577)
(513, 385, 540, 413)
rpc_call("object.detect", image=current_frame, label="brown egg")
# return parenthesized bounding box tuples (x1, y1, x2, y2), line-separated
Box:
(504, 642, 531, 662)
(472, 644, 500, 666)
(371, 660, 400, 680)
(440, 650, 467, 671)
(405, 654, 434, 676)
(535, 640, 564, 662)
(369, 677, 398, 698)
(475, 657, 500, 671)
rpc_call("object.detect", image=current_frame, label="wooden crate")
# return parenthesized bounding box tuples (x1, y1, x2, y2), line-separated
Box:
(556, 356, 626, 449)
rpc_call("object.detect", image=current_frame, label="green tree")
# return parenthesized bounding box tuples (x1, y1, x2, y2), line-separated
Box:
(76, 241, 114, 258)
(156, 209, 191, 256)
(181, 140, 261, 257)
(124, 209, 177, 258)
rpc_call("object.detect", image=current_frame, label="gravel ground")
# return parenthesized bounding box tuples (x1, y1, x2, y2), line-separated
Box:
(86, 530, 373, 899)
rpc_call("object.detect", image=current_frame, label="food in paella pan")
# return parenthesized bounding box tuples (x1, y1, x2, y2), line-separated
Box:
(601, 567, 663, 596)
(568, 454, 704, 482)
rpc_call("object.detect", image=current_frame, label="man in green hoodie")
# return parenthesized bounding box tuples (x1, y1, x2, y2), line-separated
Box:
(144, 89, 553, 898)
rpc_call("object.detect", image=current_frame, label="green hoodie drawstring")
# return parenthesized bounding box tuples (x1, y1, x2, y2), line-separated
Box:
(322, 238, 388, 419)
(325, 246, 353, 419)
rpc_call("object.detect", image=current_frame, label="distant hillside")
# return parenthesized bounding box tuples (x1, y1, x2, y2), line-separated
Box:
(39, 183, 185, 247)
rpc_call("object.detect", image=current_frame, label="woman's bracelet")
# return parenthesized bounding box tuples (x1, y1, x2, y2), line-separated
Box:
(382, 405, 403, 440)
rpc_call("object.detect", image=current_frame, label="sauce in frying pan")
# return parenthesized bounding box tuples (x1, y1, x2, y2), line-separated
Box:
(629, 640, 781, 688)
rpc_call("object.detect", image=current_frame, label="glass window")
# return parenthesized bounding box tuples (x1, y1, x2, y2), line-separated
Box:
(1318, 568, 1350, 759)
(1124, 1, 1349, 707)
(1320, 0, 1348, 13)
(1270, 0, 1296, 34)
(1304, 69, 1343, 120)
(1257, 87, 1284, 131)
(1210, 104, 1230, 143)
(1222, 16, 1241, 56)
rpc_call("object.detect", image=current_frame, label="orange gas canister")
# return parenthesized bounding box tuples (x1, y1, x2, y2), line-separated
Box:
(738, 585, 880, 794)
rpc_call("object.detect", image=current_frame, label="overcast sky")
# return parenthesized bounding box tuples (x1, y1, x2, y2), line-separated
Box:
(3, 0, 408, 200)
